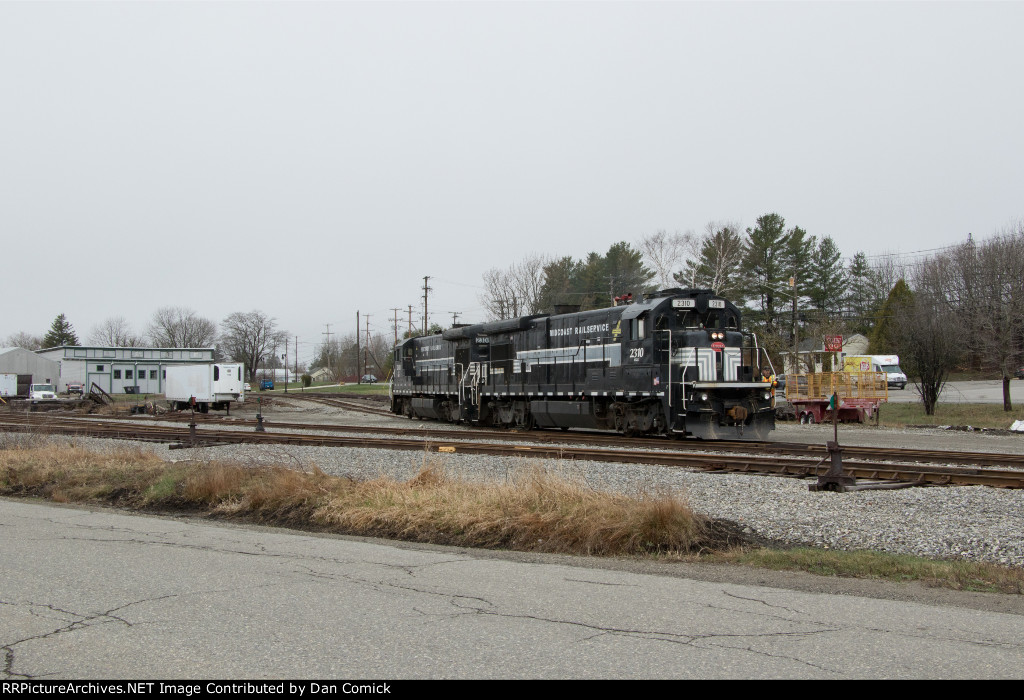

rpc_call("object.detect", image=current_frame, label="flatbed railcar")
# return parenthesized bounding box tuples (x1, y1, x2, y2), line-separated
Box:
(390, 288, 775, 440)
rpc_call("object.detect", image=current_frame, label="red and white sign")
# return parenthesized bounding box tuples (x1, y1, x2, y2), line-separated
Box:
(824, 335, 843, 352)
(711, 342, 725, 352)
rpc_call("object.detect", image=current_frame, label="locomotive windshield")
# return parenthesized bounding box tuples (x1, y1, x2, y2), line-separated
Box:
(675, 309, 739, 330)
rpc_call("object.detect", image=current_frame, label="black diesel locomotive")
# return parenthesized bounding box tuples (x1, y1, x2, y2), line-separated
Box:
(390, 288, 776, 440)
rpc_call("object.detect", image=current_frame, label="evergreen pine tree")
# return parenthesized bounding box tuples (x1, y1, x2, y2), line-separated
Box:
(807, 236, 847, 316)
(41, 313, 80, 348)
(869, 279, 913, 353)
(740, 213, 791, 334)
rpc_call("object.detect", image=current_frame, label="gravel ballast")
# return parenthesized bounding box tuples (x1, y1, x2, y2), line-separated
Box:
(5, 396, 1024, 568)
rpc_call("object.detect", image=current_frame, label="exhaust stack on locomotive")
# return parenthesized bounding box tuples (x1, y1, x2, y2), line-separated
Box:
(390, 288, 775, 441)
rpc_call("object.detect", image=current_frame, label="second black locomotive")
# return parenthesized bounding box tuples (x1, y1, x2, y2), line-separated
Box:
(390, 288, 776, 440)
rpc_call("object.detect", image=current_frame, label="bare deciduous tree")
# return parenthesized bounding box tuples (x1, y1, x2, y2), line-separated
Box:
(88, 316, 143, 347)
(924, 227, 1024, 411)
(147, 307, 218, 348)
(3, 332, 43, 350)
(638, 229, 696, 289)
(676, 221, 745, 298)
(892, 292, 964, 416)
(220, 310, 288, 382)
(479, 254, 550, 320)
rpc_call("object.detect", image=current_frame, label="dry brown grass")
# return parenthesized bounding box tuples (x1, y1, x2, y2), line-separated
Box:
(4, 440, 1023, 591)
(0, 444, 710, 556)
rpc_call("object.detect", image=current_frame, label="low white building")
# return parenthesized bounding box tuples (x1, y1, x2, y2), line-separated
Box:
(36, 346, 215, 395)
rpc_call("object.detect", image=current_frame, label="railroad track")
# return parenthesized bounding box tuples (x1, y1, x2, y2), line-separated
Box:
(278, 393, 394, 417)
(141, 409, 1024, 470)
(3, 412, 1024, 489)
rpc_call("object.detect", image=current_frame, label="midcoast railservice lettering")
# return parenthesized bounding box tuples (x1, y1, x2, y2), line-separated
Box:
(549, 323, 610, 338)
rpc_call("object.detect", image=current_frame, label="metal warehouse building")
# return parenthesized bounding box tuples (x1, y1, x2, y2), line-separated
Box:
(35, 346, 216, 395)
(0, 347, 61, 395)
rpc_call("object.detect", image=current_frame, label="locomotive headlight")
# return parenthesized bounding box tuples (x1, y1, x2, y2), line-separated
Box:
(764, 392, 771, 401)
(700, 393, 708, 402)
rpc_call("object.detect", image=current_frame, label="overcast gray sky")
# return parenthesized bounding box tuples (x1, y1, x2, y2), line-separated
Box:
(2, 1, 1021, 365)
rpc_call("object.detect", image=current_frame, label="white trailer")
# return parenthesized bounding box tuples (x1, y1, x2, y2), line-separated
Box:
(165, 363, 245, 413)
(0, 374, 17, 398)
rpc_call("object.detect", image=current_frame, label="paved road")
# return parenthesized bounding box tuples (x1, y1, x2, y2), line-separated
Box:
(876, 379, 1024, 405)
(2, 499, 1022, 679)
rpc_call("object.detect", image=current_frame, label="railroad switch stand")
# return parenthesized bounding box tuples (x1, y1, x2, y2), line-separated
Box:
(809, 441, 857, 492)
(255, 397, 266, 432)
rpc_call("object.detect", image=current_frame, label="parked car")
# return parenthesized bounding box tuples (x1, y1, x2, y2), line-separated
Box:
(1016, 367, 1024, 380)
(66, 382, 84, 396)
(361, 374, 378, 383)
(260, 380, 275, 390)
(244, 383, 252, 392)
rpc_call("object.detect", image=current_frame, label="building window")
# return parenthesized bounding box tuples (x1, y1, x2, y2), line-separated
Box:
(96, 365, 105, 372)
(113, 370, 121, 379)
(162, 370, 166, 379)
(150, 370, 158, 379)
(125, 370, 133, 379)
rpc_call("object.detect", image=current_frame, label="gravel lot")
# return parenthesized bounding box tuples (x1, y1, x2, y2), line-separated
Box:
(8, 395, 1023, 569)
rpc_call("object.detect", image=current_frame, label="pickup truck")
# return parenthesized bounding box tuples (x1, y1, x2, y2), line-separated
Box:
(66, 382, 85, 396)
(259, 380, 275, 390)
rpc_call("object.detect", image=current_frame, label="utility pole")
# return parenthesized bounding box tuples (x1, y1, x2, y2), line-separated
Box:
(322, 324, 333, 382)
(391, 308, 401, 346)
(294, 336, 298, 390)
(283, 342, 288, 393)
(790, 276, 798, 374)
(356, 311, 360, 383)
(422, 276, 432, 335)
(364, 314, 372, 379)
(407, 305, 414, 338)
(449, 311, 461, 326)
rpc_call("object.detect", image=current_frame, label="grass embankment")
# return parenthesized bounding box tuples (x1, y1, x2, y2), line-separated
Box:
(1, 438, 1020, 593)
(0, 440, 707, 556)
(876, 402, 1024, 429)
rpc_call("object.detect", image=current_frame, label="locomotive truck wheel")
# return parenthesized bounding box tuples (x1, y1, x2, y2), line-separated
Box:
(805, 413, 815, 424)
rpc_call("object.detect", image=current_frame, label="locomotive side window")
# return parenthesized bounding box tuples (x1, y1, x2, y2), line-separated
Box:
(632, 314, 646, 339)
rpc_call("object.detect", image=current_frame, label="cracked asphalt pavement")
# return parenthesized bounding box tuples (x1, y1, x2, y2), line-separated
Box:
(2, 498, 1023, 679)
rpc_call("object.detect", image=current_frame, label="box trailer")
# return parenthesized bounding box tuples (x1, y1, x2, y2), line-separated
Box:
(841, 355, 908, 390)
(1, 373, 17, 398)
(165, 363, 245, 413)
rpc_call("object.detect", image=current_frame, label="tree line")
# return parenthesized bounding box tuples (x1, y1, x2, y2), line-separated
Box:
(478, 215, 1024, 413)
(5, 307, 288, 384)
(876, 226, 1024, 413)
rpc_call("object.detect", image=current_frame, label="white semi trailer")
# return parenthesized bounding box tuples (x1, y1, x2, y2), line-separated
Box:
(165, 363, 246, 413)
(1, 374, 17, 398)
